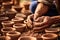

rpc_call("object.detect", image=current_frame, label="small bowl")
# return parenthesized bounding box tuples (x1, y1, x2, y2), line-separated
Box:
(0, 17, 9, 21)
(13, 23, 26, 32)
(6, 31, 21, 40)
(1, 27, 15, 36)
(15, 13, 26, 19)
(42, 33, 58, 40)
(2, 21, 14, 28)
(12, 18, 24, 23)
(45, 28, 59, 33)
(18, 36, 36, 40)
(0, 36, 11, 40)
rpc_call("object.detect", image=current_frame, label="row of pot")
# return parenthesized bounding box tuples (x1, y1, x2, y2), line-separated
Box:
(0, 32, 59, 40)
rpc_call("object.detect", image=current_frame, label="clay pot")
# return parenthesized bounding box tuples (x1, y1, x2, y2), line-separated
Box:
(13, 23, 26, 32)
(5, 11, 16, 20)
(0, 17, 9, 22)
(2, 21, 14, 28)
(23, 1, 30, 10)
(33, 27, 44, 33)
(0, 17, 9, 35)
(42, 33, 58, 40)
(22, 10, 31, 16)
(18, 36, 36, 40)
(3, 2, 13, 9)
(12, 18, 24, 23)
(6, 31, 21, 40)
(14, 6, 23, 13)
(1, 27, 15, 36)
(15, 13, 26, 19)
(0, 36, 11, 40)
(45, 28, 59, 34)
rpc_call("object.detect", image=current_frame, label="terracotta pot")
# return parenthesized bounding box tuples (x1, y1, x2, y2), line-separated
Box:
(23, 1, 30, 10)
(12, 18, 24, 23)
(15, 13, 26, 19)
(5, 10, 16, 20)
(2, 21, 14, 28)
(0, 17, 9, 22)
(0, 36, 11, 40)
(14, 6, 23, 13)
(0, 17, 9, 35)
(45, 28, 59, 34)
(13, 23, 26, 32)
(42, 33, 58, 40)
(33, 27, 44, 33)
(22, 10, 31, 16)
(6, 31, 21, 40)
(18, 36, 36, 40)
(3, 2, 13, 9)
(1, 27, 15, 36)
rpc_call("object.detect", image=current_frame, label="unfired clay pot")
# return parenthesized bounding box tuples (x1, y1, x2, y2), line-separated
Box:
(3, 2, 13, 9)
(18, 36, 36, 40)
(14, 6, 23, 13)
(45, 28, 59, 33)
(0, 36, 10, 40)
(12, 18, 24, 23)
(6, 31, 21, 40)
(2, 21, 14, 28)
(42, 33, 58, 40)
(15, 13, 26, 19)
(13, 23, 26, 32)
(1, 27, 15, 36)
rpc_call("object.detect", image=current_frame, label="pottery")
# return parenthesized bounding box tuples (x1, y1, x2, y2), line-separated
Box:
(2, 21, 14, 28)
(12, 18, 24, 23)
(15, 13, 26, 19)
(0, 36, 11, 40)
(13, 23, 26, 32)
(1, 27, 15, 36)
(6, 31, 21, 40)
(2, 2, 13, 9)
(33, 27, 44, 33)
(45, 28, 59, 33)
(6, 11, 16, 20)
(42, 33, 58, 40)
(0, 17, 9, 21)
(14, 6, 23, 13)
(18, 36, 36, 40)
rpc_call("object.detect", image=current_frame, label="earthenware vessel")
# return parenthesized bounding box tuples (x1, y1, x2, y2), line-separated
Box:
(12, 18, 24, 23)
(42, 33, 58, 40)
(45, 28, 59, 34)
(1, 27, 15, 36)
(6, 31, 21, 40)
(18, 36, 36, 40)
(2, 21, 14, 28)
(13, 23, 26, 32)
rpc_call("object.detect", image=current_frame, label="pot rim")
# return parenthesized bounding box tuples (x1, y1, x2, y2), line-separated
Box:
(2, 21, 14, 25)
(1, 27, 16, 32)
(6, 31, 21, 36)
(41, 33, 58, 39)
(18, 36, 36, 40)
(12, 18, 24, 21)
(45, 28, 59, 33)
(13, 23, 26, 28)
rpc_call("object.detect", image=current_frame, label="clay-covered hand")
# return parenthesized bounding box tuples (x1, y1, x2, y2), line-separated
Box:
(33, 16, 53, 27)
(26, 14, 34, 28)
